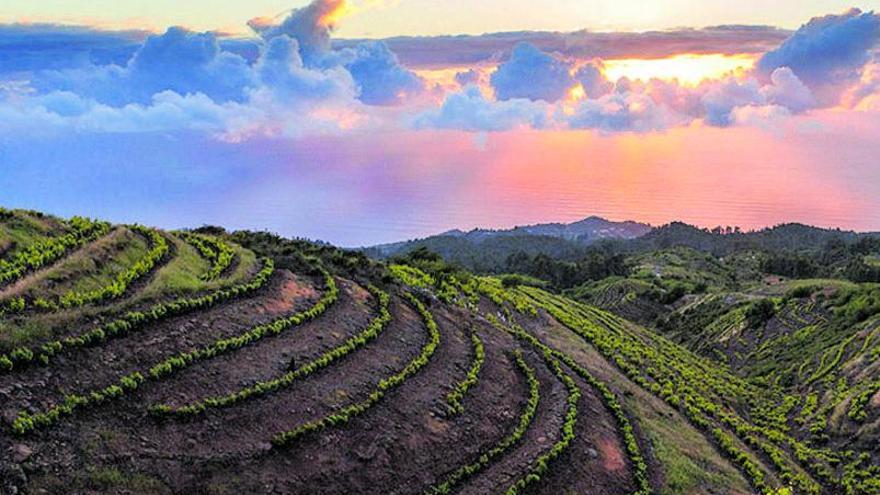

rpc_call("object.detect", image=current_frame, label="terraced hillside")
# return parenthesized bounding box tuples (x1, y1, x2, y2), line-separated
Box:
(0, 209, 877, 494)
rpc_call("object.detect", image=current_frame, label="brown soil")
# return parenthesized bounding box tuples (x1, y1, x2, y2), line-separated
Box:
(526, 366, 636, 495)
(0, 270, 317, 420)
(0, 274, 753, 495)
(0, 238, 264, 356)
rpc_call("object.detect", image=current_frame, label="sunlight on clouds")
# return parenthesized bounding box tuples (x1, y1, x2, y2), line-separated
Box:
(248, 0, 399, 35)
(567, 84, 587, 101)
(317, 0, 350, 28)
(561, 83, 586, 115)
(603, 54, 756, 85)
(413, 67, 474, 90)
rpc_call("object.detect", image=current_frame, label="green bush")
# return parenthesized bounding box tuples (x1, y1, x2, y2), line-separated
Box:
(746, 299, 777, 327)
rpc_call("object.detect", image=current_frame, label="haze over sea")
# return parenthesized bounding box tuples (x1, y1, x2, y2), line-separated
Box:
(3, 119, 879, 247)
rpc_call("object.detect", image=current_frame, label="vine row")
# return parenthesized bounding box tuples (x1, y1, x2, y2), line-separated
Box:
(517, 288, 800, 495)
(424, 350, 540, 495)
(12, 372, 146, 435)
(271, 291, 440, 448)
(10, 262, 338, 434)
(180, 232, 235, 281)
(491, 312, 652, 495)
(147, 267, 338, 379)
(444, 326, 485, 416)
(0, 258, 275, 373)
(54, 226, 170, 308)
(505, 337, 581, 494)
(847, 381, 880, 422)
(149, 283, 391, 417)
(1, 226, 169, 315)
(0, 216, 110, 286)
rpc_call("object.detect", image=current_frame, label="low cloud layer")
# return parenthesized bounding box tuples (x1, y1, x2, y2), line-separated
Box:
(0, 3, 878, 137)
(337, 25, 792, 68)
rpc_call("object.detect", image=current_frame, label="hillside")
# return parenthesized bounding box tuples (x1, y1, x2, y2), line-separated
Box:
(0, 208, 878, 495)
(362, 216, 651, 271)
(363, 218, 880, 276)
(630, 222, 879, 256)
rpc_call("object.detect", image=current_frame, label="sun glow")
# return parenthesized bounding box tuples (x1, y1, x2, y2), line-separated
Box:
(413, 66, 478, 91)
(603, 54, 756, 85)
(568, 84, 587, 101)
(318, 0, 400, 28)
(561, 83, 587, 115)
(317, 0, 351, 28)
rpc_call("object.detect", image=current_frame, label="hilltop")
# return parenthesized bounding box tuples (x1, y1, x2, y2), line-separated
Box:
(362, 216, 651, 271)
(0, 207, 877, 495)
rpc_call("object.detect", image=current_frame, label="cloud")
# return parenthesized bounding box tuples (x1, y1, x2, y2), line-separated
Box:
(730, 104, 792, 129)
(31, 27, 255, 106)
(855, 93, 880, 111)
(760, 67, 815, 112)
(415, 85, 681, 134)
(0, 89, 251, 135)
(643, 78, 703, 116)
(0, 0, 433, 139)
(126, 27, 255, 103)
(566, 91, 681, 132)
(341, 41, 424, 105)
(339, 25, 791, 68)
(843, 59, 880, 107)
(757, 9, 880, 97)
(0, 24, 143, 75)
(254, 35, 355, 104)
(455, 69, 481, 87)
(250, 0, 346, 62)
(574, 61, 613, 98)
(0, 12, 368, 138)
(490, 43, 574, 102)
(414, 86, 549, 131)
(699, 68, 814, 126)
(0, 5, 876, 138)
(701, 77, 764, 126)
(250, 1, 423, 104)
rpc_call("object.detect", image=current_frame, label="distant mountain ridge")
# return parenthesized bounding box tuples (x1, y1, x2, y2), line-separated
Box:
(365, 216, 652, 259)
(362, 216, 880, 273)
(441, 216, 653, 243)
(360, 216, 651, 272)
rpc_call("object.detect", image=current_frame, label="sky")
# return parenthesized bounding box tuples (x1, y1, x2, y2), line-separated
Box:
(1, 0, 878, 36)
(0, 1, 880, 246)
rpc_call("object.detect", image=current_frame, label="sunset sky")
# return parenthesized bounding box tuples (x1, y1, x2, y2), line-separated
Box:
(0, 1, 879, 245)
(1, 1, 875, 35)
